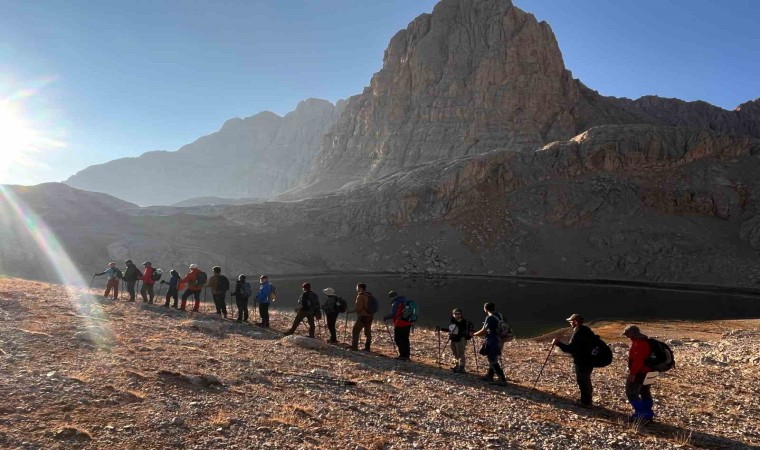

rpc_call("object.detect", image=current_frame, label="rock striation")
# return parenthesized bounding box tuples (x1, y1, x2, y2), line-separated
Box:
(65, 98, 344, 206)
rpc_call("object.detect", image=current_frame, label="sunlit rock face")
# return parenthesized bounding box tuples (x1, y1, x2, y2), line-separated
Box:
(65, 98, 344, 206)
(280, 0, 760, 200)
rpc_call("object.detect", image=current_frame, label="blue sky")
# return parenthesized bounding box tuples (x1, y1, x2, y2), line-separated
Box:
(1, 0, 758, 185)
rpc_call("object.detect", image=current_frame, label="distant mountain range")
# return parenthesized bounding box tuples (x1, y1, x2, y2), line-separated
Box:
(6, 0, 760, 288)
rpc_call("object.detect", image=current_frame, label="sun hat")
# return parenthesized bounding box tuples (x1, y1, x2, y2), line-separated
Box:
(322, 287, 335, 296)
(566, 313, 584, 323)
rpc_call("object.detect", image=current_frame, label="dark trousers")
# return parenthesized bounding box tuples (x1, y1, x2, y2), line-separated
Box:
(575, 364, 594, 406)
(288, 310, 315, 337)
(394, 325, 412, 358)
(258, 302, 270, 326)
(213, 293, 227, 316)
(236, 296, 249, 322)
(126, 281, 137, 301)
(181, 289, 201, 311)
(164, 287, 179, 307)
(486, 355, 507, 382)
(325, 312, 339, 341)
(352, 316, 373, 349)
(140, 283, 155, 303)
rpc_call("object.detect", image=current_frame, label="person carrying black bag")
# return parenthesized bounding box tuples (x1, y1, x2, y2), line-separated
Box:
(284, 282, 319, 338)
(321, 287, 344, 343)
(552, 313, 596, 408)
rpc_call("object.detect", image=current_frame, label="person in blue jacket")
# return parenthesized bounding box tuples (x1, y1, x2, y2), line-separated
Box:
(160, 270, 181, 308)
(255, 275, 273, 327)
(473, 302, 508, 386)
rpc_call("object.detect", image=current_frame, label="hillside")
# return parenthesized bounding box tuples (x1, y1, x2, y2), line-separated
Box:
(65, 98, 344, 206)
(0, 278, 757, 449)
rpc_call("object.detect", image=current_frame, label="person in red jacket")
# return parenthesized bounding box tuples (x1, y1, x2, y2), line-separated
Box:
(623, 325, 654, 422)
(180, 264, 204, 311)
(140, 261, 156, 303)
(383, 291, 412, 361)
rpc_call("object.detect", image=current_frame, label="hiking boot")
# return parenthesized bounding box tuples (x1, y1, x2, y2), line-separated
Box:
(236, 319, 242, 323)
(328, 339, 338, 344)
(349, 345, 359, 351)
(394, 356, 410, 361)
(480, 375, 494, 382)
(283, 331, 294, 336)
(489, 380, 507, 387)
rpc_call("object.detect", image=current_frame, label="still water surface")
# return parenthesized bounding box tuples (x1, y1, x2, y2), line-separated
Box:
(239, 274, 760, 337)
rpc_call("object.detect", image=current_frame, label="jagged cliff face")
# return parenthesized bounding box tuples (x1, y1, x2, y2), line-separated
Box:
(65, 98, 344, 206)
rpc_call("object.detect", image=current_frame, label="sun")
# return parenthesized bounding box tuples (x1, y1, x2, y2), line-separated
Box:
(0, 98, 65, 183)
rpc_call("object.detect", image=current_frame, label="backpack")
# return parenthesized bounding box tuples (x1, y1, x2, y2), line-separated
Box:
(589, 335, 613, 368)
(194, 271, 207, 287)
(646, 338, 675, 372)
(268, 284, 277, 302)
(365, 292, 379, 315)
(465, 320, 475, 341)
(217, 275, 230, 292)
(151, 269, 162, 282)
(334, 296, 347, 313)
(241, 282, 252, 297)
(114, 268, 123, 279)
(400, 298, 419, 323)
(495, 313, 514, 342)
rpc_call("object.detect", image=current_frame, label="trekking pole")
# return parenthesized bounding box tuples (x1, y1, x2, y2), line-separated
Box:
(89, 275, 96, 291)
(343, 313, 349, 344)
(472, 338, 479, 371)
(384, 322, 396, 352)
(437, 336, 451, 364)
(532, 345, 554, 390)
(436, 329, 442, 365)
(157, 282, 164, 297)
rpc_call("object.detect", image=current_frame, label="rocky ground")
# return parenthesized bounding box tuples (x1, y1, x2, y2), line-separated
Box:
(0, 277, 758, 449)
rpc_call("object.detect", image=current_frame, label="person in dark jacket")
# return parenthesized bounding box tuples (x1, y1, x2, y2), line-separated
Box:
(207, 266, 229, 318)
(122, 260, 142, 302)
(383, 291, 413, 360)
(321, 287, 342, 343)
(552, 313, 596, 407)
(230, 275, 251, 323)
(284, 283, 319, 338)
(160, 270, 181, 308)
(255, 275, 273, 327)
(473, 302, 508, 386)
(438, 308, 472, 373)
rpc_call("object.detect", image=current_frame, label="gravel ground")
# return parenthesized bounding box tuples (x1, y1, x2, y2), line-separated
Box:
(0, 278, 757, 449)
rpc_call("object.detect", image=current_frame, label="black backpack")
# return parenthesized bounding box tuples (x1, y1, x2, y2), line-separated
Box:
(589, 335, 613, 368)
(151, 269, 162, 282)
(114, 268, 123, 279)
(194, 271, 207, 287)
(334, 296, 347, 313)
(217, 275, 230, 292)
(646, 338, 675, 372)
(365, 292, 379, 315)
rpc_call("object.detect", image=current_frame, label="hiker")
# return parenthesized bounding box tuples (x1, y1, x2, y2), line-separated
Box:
(438, 308, 473, 373)
(383, 291, 413, 360)
(349, 283, 375, 351)
(160, 270, 181, 308)
(123, 259, 142, 302)
(207, 266, 230, 318)
(93, 262, 121, 300)
(284, 283, 319, 338)
(230, 275, 252, 323)
(255, 275, 273, 327)
(180, 264, 205, 311)
(321, 287, 345, 343)
(552, 313, 596, 407)
(473, 302, 508, 386)
(140, 261, 157, 303)
(623, 325, 655, 422)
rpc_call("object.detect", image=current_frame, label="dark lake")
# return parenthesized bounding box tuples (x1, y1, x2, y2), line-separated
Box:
(223, 274, 760, 338)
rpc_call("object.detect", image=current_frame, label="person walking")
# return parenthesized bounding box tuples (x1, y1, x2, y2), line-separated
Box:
(473, 302, 508, 386)
(140, 261, 157, 303)
(94, 262, 121, 300)
(123, 259, 142, 302)
(623, 325, 655, 422)
(552, 313, 596, 407)
(383, 291, 413, 360)
(439, 308, 472, 373)
(179, 264, 205, 311)
(255, 275, 273, 327)
(160, 270, 181, 308)
(350, 283, 375, 351)
(230, 275, 252, 323)
(207, 266, 230, 318)
(284, 283, 319, 337)
(321, 287, 344, 343)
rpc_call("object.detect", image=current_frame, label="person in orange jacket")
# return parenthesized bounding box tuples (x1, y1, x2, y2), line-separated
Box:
(180, 264, 205, 311)
(623, 325, 655, 422)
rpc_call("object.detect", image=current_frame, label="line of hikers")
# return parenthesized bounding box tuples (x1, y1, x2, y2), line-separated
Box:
(94, 261, 674, 423)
